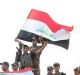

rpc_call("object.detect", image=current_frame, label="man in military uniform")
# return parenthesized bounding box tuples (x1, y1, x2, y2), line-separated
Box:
(20, 45, 32, 69)
(47, 66, 54, 75)
(1, 62, 9, 72)
(14, 40, 23, 64)
(53, 63, 66, 75)
(30, 36, 47, 75)
(11, 63, 19, 71)
(74, 67, 79, 75)
(15, 39, 32, 69)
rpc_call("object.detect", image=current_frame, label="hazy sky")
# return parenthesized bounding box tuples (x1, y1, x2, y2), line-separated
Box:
(0, 0, 80, 75)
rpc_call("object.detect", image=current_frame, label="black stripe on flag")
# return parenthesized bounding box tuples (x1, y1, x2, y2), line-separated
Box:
(17, 30, 69, 49)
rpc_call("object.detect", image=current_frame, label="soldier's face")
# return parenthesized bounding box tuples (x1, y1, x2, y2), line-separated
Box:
(54, 66, 60, 72)
(2, 64, 8, 71)
(32, 37, 37, 46)
(32, 40, 37, 46)
(47, 69, 53, 74)
(23, 47, 29, 53)
(74, 70, 79, 75)
(12, 65, 18, 71)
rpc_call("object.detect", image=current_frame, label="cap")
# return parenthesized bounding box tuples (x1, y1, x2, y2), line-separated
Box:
(47, 66, 53, 70)
(23, 45, 29, 49)
(11, 63, 18, 66)
(2, 62, 9, 67)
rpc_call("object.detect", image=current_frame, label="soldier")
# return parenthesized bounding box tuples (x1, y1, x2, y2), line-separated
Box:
(20, 45, 32, 69)
(78, 66, 80, 75)
(11, 63, 19, 71)
(15, 39, 32, 69)
(30, 36, 47, 75)
(1, 62, 9, 72)
(15, 41, 23, 63)
(53, 62, 66, 75)
(47, 66, 54, 75)
(74, 67, 79, 75)
(14, 39, 23, 69)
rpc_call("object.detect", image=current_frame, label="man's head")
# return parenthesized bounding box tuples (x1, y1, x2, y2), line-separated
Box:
(78, 66, 80, 74)
(53, 62, 60, 73)
(74, 67, 79, 75)
(11, 63, 19, 71)
(32, 36, 37, 46)
(47, 66, 53, 74)
(22, 45, 29, 53)
(2, 62, 9, 71)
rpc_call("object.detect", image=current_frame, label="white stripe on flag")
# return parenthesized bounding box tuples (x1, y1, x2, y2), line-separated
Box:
(21, 19, 70, 41)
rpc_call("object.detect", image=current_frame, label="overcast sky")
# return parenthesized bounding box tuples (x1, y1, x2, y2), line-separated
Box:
(0, 0, 80, 75)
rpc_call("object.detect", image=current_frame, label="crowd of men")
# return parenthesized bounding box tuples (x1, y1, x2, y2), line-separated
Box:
(15, 36, 47, 75)
(47, 63, 66, 75)
(1, 61, 80, 75)
(0, 36, 80, 75)
(0, 61, 67, 75)
(0, 36, 47, 75)
(47, 63, 80, 75)
(0, 62, 19, 72)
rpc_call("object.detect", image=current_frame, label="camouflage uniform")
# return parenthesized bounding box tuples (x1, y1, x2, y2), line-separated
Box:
(31, 46, 41, 75)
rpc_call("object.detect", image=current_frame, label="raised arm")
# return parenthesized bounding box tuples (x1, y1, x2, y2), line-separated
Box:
(15, 38, 25, 49)
(36, 41, 47, 54)
(14, 38, 23, 63)
(36, 36, 47, 54)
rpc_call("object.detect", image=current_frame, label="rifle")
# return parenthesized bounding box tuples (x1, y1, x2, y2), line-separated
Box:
(15, 42, 23, 63)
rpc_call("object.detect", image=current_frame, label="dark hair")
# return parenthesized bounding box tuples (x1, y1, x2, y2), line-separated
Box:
(53, 62, 60, 67)
(0, 63, 2, 65)
(2, 62, 9, 67)
(74, 67, 78, 72)
(23, 45, 29, 49)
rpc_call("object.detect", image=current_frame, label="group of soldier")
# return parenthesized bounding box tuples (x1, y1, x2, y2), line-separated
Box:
(47, 63, 66, 75)
(0, 61, 18, 71)
(0, 36, 47, 75)
(1, 36, 80, 75)
(1, 61, 80, 75)
(0, 61, 66, 75)
(0, 35, 66, 75)
(14, 36, 47, 75)
(14, 36, 67, 75)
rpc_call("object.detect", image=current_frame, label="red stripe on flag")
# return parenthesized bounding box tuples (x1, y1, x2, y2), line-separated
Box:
(27, 9, 73, 32)
(0, 68, 32, 73)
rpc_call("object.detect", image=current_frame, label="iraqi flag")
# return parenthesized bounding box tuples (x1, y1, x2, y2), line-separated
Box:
(0, 68, 34, 75)
(16, 9, 73, 49)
